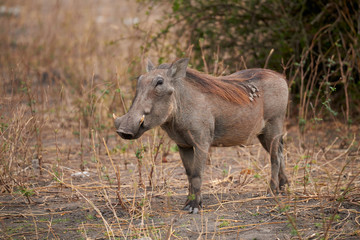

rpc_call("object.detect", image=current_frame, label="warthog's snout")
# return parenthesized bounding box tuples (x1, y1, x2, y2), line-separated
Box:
(113, 114, 132, 139)
(113, 113, 146, 140)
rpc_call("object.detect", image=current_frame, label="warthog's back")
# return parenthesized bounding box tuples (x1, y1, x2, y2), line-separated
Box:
(185, 68, 287, 108)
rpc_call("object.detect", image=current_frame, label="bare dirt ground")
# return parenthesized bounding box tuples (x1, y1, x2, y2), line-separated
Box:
(1, 122, 359, 239)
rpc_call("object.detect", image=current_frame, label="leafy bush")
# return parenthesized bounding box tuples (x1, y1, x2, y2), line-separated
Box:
(144, 0, 359, 122)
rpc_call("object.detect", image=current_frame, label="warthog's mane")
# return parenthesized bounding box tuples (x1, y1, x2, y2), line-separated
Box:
(158, 63, 283, 105)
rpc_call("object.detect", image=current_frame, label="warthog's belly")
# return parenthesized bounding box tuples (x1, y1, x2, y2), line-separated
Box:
(211, 118, 265, 147)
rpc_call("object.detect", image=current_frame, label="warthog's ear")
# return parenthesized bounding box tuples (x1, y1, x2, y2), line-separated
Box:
(146, 58, 155, 72)
(168, 58, 189, 79)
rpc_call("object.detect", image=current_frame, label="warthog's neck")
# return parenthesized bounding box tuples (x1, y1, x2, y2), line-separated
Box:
(160, 79, 214, 148)
(172, 79, 208, 118)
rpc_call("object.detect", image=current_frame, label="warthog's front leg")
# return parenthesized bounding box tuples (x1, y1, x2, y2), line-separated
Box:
(178, 144, 209, 214)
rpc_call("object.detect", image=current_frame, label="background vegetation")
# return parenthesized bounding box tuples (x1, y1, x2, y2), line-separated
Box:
(144, 0, 360, 126)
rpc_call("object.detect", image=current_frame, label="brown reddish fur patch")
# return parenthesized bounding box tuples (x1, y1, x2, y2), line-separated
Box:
(185, 68, 275, 105)
(157, 63, 283, 105)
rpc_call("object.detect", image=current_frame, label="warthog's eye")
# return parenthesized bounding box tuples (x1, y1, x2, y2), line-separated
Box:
(155, 77, 164, 87)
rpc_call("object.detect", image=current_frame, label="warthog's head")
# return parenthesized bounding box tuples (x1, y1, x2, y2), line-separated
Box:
(114, 58, 189, 140)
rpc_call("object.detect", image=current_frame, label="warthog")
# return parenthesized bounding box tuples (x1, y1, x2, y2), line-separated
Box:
(114, 58, 289, 214)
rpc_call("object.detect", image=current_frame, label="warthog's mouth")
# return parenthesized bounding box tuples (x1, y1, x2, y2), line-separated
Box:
(117, 131, 134, 140)
(117, 124, 144, 140)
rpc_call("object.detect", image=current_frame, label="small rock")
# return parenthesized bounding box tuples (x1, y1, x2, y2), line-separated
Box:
(71, 171, 90, 178)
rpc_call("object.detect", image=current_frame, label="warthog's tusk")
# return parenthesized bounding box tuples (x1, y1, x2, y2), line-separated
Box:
(112, 113, 117, 120)
(139, 115, 145, 126)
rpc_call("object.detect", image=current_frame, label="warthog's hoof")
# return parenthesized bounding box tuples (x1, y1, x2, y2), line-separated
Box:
(183, 200, 202, 214)
(266, 186, 288, 197)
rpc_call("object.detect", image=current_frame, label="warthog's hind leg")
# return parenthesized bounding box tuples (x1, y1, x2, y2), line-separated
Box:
(258, 118, 289, 194)
(277, 136, 289, 190)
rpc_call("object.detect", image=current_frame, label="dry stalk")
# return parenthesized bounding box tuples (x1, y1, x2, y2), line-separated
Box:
(149, 134, 165, 187)
(23, 78, 44, 176)
(135, 141, 145, 188)
(79, 119, 84, 171)
(264, 48, 274, 69)
(199, 39, 209, 74)
(91, 129, 102, 183)
(102, 138, 129, 212)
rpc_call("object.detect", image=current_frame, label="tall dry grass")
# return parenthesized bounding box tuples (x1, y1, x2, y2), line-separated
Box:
(1, 0, 152, 185)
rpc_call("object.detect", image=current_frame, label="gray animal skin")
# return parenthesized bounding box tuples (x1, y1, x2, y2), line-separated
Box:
(114, 58, 289, 214)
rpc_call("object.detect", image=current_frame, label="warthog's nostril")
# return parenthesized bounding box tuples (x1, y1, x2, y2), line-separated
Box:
(116, 130, 134, 139)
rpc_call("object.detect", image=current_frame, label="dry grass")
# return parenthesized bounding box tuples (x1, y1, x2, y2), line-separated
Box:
(0, 1, 359, 239)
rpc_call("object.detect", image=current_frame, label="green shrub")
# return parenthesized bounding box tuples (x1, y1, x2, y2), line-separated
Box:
(144, 0, 360, 121)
